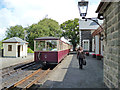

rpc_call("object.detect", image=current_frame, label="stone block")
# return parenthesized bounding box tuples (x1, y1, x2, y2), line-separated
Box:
(113, 32, 118, 39)
(112, 78, 118, 88)
(111, 41, 114, 46)
(107, 35, 112, 40)
(112, 17, 117, 25)
(111, 27, 114, 33)
(115, 5, 119, 15)
(118, 21, 120, 29)
(114, 23, 118, 31)
(109, 48, 112, 54)
(117, 40, 120, 46)
(107, 74, 113, 83)
(107, 21, 112, 28)
(118, 11, 120, 20)
(111, 55, 117, 62)
(112, 48, 118, 55)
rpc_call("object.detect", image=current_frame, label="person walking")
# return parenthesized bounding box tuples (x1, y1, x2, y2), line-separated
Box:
(77, 47, 85, 69)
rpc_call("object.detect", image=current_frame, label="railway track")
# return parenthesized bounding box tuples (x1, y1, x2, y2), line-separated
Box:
(2, 61, 36, 77)
(2, 62, 42, 89)
(6, 68, 50, 89)
(2, 61, 57, 89)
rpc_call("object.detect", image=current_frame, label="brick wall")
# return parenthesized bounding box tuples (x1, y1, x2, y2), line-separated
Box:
(103, 2, 120, 89)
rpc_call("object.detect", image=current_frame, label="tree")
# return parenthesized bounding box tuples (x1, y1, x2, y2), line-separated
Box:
(60, 18, 79, 51)
(6, 25, 25, 39)
(27, 18, 62, 50)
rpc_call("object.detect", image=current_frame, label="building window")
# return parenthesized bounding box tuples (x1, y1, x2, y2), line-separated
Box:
(83, 40, 89, 51)
(8, 45, 12, 51)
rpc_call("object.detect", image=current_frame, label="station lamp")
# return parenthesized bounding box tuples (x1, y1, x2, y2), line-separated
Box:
(78, 0, 104, 41)
(78, 0, 88, 18)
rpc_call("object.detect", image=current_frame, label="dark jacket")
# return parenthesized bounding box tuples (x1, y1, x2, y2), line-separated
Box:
(77, 51, 85, 59)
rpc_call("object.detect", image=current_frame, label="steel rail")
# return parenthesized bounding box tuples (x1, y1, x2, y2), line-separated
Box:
(2, 61, 35, 77)
(7, 68, 42, 89)
(24, 68, 50, 89)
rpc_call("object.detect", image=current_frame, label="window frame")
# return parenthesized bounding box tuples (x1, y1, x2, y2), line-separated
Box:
(82, 40, 89, 51)
(8, 45, 12, 51)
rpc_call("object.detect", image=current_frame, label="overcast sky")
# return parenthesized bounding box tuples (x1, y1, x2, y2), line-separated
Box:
(0, 0, 101, 41)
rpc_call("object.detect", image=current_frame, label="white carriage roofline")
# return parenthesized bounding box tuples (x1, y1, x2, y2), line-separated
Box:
(34, 37, 72, 45)
(34, 37, 60, 40)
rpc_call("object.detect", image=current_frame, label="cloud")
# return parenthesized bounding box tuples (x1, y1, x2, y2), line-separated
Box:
(0, 0, 100, 40)
(0, 27, 6, 41)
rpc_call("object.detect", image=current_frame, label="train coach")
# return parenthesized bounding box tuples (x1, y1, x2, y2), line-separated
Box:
(34, 37, 72, 65)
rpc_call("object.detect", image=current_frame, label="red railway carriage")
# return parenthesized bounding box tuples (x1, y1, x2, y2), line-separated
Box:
(34, 37, 72, 65)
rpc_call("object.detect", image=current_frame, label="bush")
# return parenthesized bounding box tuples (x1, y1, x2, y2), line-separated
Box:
(92, 53, 96, 58)
(27, 47, 34, 53)
(0, 41, 3, 49)
(96, 54, 102, 60)
(85, 52, 89, 56)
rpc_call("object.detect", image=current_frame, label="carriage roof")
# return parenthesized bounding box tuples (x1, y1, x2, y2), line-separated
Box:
(34, 37, 72, 45)
(34, 37, 60, 40)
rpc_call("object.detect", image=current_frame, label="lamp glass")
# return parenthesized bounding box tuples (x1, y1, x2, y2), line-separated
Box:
(78, 1, 88, 17)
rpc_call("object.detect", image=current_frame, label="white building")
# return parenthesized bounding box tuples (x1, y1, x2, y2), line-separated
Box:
(2, 37, 28, 58)
(92, 26, 104, 56)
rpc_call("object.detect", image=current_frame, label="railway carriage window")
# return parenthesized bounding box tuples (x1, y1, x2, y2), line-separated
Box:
(51, 40, 57, 51)
(60, 41, 62, 50)
(36, 41, 45, 51)
(46, 41, 52, 51)
(35, 40, 57, 51)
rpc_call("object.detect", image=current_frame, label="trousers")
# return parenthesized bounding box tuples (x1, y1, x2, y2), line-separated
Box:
(78, 58, 83, 66)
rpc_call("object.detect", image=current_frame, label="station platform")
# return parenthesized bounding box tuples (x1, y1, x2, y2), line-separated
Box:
(0, 53, 34, 69)
(35, 53, 108, 88)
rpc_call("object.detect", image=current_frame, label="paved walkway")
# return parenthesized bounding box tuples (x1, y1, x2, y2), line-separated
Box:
(0, 53, 34, 69)
(37, 53, 108, 89)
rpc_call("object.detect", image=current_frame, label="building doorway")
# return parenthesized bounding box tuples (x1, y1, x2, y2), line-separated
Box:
(18, 45, 20, 57)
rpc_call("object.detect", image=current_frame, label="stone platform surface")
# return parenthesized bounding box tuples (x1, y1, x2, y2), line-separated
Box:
(34, 53, 108, 89)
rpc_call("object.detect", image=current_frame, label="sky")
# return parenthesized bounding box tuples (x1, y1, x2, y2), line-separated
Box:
(0, 0, 101, 41)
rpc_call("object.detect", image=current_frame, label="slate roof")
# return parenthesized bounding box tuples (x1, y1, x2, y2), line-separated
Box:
(2, 37, 28, 43)
(79, 19, 103, 30)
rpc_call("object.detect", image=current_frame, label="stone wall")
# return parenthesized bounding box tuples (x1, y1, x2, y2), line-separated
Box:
(103, 2, 120, 89)
(118, 2, 120, 89)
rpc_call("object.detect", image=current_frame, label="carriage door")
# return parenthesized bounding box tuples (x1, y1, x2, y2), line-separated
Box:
(83, 40, 89, 51)
(18, 45, 20, 57)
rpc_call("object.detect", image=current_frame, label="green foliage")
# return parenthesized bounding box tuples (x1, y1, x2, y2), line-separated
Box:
(0, 41, 3, 49)
(27, 18, 62, 50)
(27, 47, 34, 53)
(60, 18, 79, 50)
(5, 18, 62, 50)
(6, 25, 25, 40)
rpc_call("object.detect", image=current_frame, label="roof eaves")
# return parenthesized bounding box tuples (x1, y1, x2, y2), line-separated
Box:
(96, 1, 111, 13)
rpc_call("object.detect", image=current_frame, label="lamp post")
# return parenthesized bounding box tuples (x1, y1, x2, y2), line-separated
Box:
(78, 0, 104, 41)
(78, 0, 88, 47)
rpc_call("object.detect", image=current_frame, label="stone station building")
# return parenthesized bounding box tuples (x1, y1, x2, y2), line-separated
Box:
(96, 1, 120, 89)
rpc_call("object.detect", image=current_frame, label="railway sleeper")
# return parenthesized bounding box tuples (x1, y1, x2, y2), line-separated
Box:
(14, 62, 35, 70)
